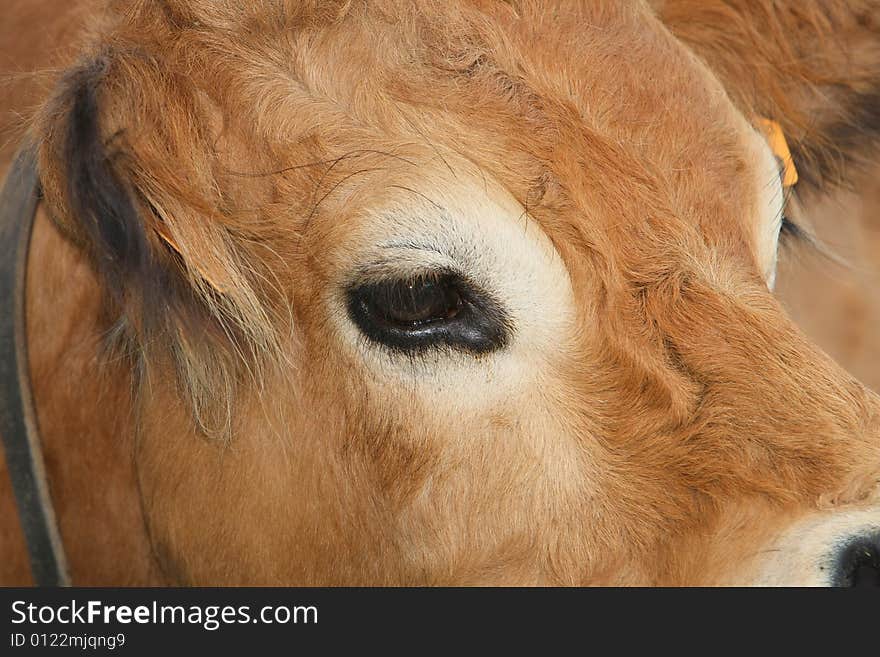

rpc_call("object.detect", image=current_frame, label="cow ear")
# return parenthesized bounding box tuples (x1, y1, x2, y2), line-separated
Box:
(657, 1, 880, 194)
(38, 59, 170, 318)
(38, 58, 233, 320)
(35, 56, 279, 439)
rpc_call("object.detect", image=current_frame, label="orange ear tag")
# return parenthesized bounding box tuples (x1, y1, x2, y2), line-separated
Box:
(153, 225, 228, 294)
(756, 117, 799, 188)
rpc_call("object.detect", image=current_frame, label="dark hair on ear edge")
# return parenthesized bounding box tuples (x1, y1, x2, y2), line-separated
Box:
(57, 57, 190, 335)
(43, 57, 284, 442)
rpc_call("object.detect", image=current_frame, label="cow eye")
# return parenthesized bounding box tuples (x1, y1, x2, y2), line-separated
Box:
(346, 271, 510, 354)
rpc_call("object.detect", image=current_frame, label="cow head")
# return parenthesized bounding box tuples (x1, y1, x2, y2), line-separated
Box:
(32, 0, 880, 584)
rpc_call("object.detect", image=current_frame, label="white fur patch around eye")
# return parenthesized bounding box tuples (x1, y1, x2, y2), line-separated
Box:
(326, 164, 577, 408)
(323, 163, 594, 500)
(751, 132, 787, 290)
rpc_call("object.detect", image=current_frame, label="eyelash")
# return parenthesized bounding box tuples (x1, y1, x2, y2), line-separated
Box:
(775, 178, 805, 248)
(778, 214, 803, 246)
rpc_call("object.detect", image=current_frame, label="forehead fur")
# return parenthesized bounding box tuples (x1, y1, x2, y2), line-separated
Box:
(100, 0, 762, 267)
(33, 0, 772, 444)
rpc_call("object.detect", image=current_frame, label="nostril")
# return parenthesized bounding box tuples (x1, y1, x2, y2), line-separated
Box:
(833, 532, 880, 587)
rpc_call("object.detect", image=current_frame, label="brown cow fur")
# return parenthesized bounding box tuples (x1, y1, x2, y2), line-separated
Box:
(2, 0, 880, 585)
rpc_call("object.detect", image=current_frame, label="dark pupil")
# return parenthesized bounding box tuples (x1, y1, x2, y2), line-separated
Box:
(378, 276, 462, 327)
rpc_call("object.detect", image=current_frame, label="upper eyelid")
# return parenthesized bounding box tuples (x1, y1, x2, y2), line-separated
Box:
(352, 241, 475, 279)
(751, 146, 812, 252)
(352, 251, 461, 286)
(376, 241, 462, 268)
(379, 240, 450, 257)
(766, 156, 809, 243)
